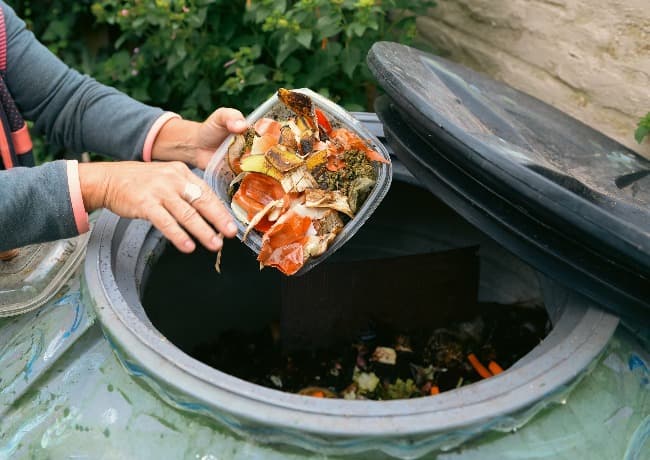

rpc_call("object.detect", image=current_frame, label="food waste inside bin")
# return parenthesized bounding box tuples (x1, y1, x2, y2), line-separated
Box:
(143, 180, 552, 400)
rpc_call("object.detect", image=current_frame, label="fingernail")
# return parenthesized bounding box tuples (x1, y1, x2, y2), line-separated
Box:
(226, 222, 237, 234)
(184, 240, 195, 251)
(211, 235, 223, 248)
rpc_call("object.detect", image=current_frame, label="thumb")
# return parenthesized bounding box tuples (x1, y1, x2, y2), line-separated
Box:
(204, 108, 247, 134)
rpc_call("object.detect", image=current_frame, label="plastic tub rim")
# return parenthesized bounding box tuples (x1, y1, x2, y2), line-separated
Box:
(83, 205, 619, 438)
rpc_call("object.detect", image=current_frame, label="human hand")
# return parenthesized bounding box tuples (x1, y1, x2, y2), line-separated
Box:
(150, 108, 248, 170)
(79, 161, 237, 253)
(194, 108, 248, 170)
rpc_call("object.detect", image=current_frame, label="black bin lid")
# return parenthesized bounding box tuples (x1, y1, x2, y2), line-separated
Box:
(368, 41, 650, 325)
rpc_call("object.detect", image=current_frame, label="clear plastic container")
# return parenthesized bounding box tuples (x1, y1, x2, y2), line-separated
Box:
(0, 233, 89, 317)
(204, 88, 392, 275)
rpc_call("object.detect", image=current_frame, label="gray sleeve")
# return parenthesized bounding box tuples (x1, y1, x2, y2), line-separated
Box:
(1, 1, 164, 160)
(0, 161, 78, 251)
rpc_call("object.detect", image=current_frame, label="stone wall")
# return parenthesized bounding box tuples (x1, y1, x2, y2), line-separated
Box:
(417, 0, 650, 158)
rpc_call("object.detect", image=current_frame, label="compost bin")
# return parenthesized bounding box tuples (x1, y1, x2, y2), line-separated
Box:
(81, 41, 650, 458)
(84, 122, 620, 459)
(1, 43, 647, 460)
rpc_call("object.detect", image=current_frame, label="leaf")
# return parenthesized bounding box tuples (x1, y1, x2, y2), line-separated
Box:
(316, 15, 342, 39)
(132, 18, 146, 28)
(299, 47, 340, 88)
(276, 36, 300, 66)
(188, 8, 208, 28)
(367, 16, 379, 31)
(182, 58, 200, 79)
(110, 51, 131, 72)
(130, 83, 150, 102)
(150, 77, 172, 103)
(635, 113, 650, 143)
(166, 41, 187, 70)
(343, 102, 365, 112)
(283, 57, 301, 75)
(174, 41, 188, 60)
(166, 52, 183, 70)
(35, 0, 438, 117)
(42, 19, 71, 41)
(342, 46, 361, 79)
(114, 34, 129, 50)
(191, 79, 212, 112)
(246, 66, 270, 86)
(348, 22, 366, 37)
(635, 126, 650, 144)
(250, 44, 263, 60)
(296, 30, 312, 48)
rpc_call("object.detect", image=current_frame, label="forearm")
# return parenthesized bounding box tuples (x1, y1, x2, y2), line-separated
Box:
(148, 117, 207, 165)
(148, 108, 248, 169)
(0, 161, 82, 251)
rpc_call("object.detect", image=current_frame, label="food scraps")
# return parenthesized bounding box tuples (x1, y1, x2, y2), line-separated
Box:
(191, 303, 550, 400)
(225, 88, 390, 275)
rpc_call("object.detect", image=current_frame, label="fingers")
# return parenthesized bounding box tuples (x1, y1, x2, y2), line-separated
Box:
(146, 205, 197, 253)
(195, 108, 248, 170)
(164, 195, 224, 252)
(207, 107, 248, 133)
(147, 179, 234, 253)
(183, 181, 238, 239)
(101, 160, 238, 253)
(158, 170, 237, 252)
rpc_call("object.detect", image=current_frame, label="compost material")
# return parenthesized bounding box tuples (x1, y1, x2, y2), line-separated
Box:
(192, 302, 550, 400)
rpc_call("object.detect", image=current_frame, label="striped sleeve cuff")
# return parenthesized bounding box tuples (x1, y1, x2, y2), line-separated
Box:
(66, 160, 89, 234)
(142, 111, 182, 162)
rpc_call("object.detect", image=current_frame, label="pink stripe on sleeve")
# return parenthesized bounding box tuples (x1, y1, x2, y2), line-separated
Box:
(142, 112, 181, 162)
(12, 125, 33, 154)
(0, 8, 6, 72)
(66, 160, 90, 234)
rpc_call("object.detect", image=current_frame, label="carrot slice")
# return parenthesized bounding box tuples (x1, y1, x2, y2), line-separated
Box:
(430, 385, 440, 395)
(488, 361, 504, 375)
(315, 108, 332, 135)
(468, 353, 493, 379)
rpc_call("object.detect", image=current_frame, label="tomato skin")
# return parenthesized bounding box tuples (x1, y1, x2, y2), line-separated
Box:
(257, 211, 312, 275)
(315, 108, 332, 135)
(253, 118, 282, 138)
(232, 173, 285, 232)
(260, 242, 305, 275)
(330, 127, 390, 164)
(326, 154, 346, 172)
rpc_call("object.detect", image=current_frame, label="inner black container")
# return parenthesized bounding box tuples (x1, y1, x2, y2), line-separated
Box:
(142, 180, 550, 398)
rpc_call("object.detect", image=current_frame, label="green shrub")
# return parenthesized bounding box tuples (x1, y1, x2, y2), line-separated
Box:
(10, 0, 434, 162)
(14, 0, 434, 117)
(636, 112, 650, 144)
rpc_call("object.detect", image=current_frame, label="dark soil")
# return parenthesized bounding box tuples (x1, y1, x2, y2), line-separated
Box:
(191, 303, 550, 400)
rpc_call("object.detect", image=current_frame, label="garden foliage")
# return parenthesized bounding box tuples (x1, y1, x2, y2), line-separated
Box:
(10, 0, 434, 161)
(636, 112, 650, 144)
(13, 0, 434, 118)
